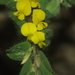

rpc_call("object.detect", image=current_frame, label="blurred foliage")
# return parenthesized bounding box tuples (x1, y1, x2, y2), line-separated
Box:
(0, 0, 16, 10)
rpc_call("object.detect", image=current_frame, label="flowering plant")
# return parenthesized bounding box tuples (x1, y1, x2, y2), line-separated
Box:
(0, 0, 74, 75)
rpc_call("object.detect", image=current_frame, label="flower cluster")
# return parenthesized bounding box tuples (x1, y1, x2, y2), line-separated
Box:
(14, 0, 48, 48)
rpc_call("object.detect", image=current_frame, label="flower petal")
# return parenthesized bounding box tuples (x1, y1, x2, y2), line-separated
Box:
(37, 2, 41, 8)
(14, 11, 19, 16)
(31, 33, 39, 44)
(21, 23, 37, 36)
(31, 31, 45, 44)
(16, 0, 27, 11)
(37, 22, 48, 30)
(16, 0, 31, 16)
(32, 9, 46, 25)
(23, 1, 31, 16)
(18, 13, 25, 20)
(31, 0, 41, 8)
(38, 42, 46, 48)
(31, 0, 38, 8)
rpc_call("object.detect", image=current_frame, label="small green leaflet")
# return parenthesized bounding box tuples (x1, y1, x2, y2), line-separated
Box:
(69, 0, 75, 4)
(0, 0, 16, 11)
(46, 0, 60, 15)
(38, 51, 56, 75)
(26, 72, 35, 75)
(62, 0, 71, 8)
(19, 59, 32, 75)
(38, 63, 54, 75)
(38, 0, 49, 9)
(6, 42, 31, 61)
(8, 11, 26, 28)
(44, 40, 50, 47)
(42, 29, 53, 39)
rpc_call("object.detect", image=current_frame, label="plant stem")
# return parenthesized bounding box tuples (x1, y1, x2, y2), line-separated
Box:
(33, 45, 38, 75)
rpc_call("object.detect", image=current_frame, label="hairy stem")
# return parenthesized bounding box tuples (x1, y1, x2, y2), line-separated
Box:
(33, 45, 38, 75)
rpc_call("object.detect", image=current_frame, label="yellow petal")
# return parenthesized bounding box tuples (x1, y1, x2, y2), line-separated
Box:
(31, 0, 41, 8)
(21, 23, 37, 36)
(37, 3, 41, 8)
(31, 0, 38, 8)
(37, 22, 48, 30)
(32, 9, 46, 25)
(31, 33, 39, 44)
(31, 31, 45, 44)
(37, 23, 43, 30)
(41, 22, 48, 28)
(27, 35, 32, 41)
(16, 0, 27, 11)
(23, 0, 31, 16)
(38, 42, 46, 48)
(14, 11, 19, 16)
(18, 13, 25, 20)
(16, 0, 31, 16)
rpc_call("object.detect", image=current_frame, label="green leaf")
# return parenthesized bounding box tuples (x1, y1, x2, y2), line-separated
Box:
(38, 51, 55, 74)
(44, 10, 53, 22)
(0, 0, 16, 10)
(8, 11, 18, 21)
(62, 0, 71, 8)
(17, 20, 26, 28)
(8, 11, 26, 27)
(46, 0, 60, 15)
(44, 10, 52, 19)
(38, 62, 54, 75)
(42, 29, 53, 39)
(52, 6, 60, 15)
(44, 40, 50, 47)
(69, 0, 75, 4)
(19, 59, 32, 75)
(38, 0, 49, 9)
(6, 42, 31, 61)
(26, 72, 35, 75)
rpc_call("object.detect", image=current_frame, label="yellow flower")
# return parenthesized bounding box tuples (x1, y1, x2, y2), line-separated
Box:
(14, 11, 25, 20)
(21, 23, 37, 37)
(14, 0, 40, 20)
(32, 9, 46, 25)
(37, 22, 48, 30)
(31, 31, 46, 48)
(32, 9, 47, 30)
(31, 0, 41, 8)
(38, 42, 46, 48)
